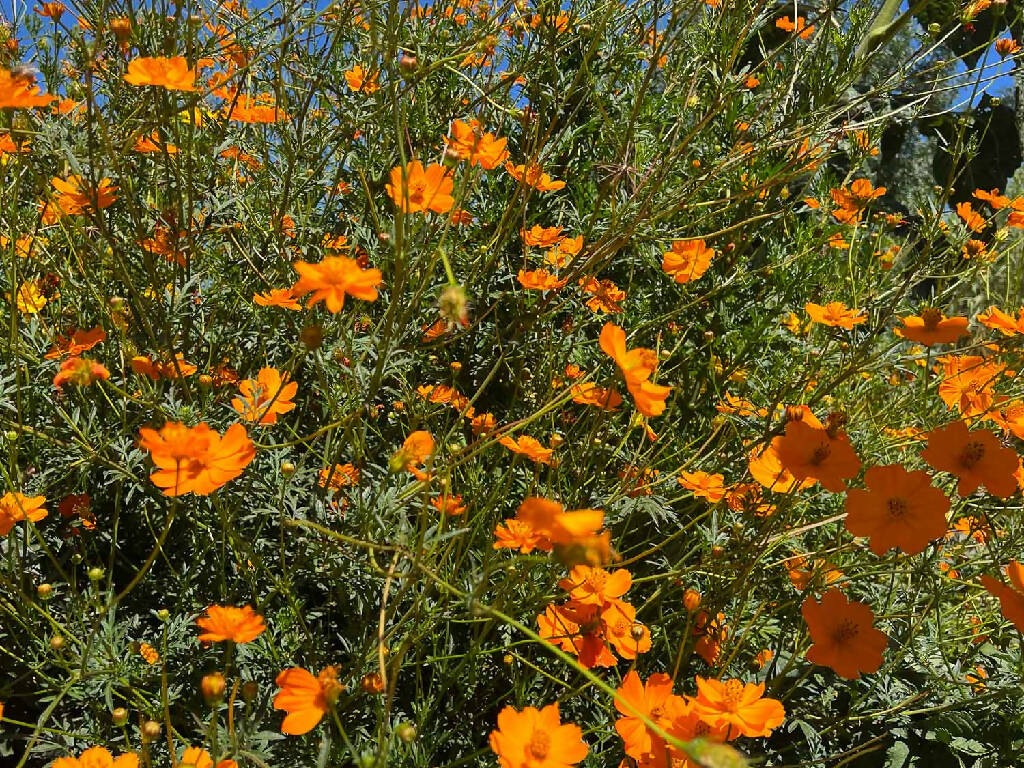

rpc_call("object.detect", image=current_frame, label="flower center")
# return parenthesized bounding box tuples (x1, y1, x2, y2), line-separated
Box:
(831, 618, 859, 645)
(720, 679, 745, 710)
(810, 441, 831, 465)
(960, 441, 985, 468)
(886, 497, 909, 518)
(921, 308, 942, 329)
(649, 704, 664, 719)
(585, 570, 607, 592)
(527, 730, 551, 760)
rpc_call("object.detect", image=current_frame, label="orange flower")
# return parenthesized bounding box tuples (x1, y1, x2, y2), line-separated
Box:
(599, 322, 672, 418)
(844, 464, 950, 555)
(139, 642, 159, 664)
(0, 68, 56, 109)
(232, 367, 298, 425)
(661, 240, 714, 284)
(318, 463, 360, 491)
(394, 430, 435, 478)
(131, 353, 198, 380)
(273, 666, 343, 735)
(504, 161, 566, 191)
(690, 677, 786, 739)
(179, 748, 212, 768)
(988, 398, 1024, 439)
(937, 355, 1004, 417)
(51, 175, 118, 215)
(976, 305, 1024, 336)
(196, 604, 266, 644)
(774, 418, 861, 492)
(133, 131, 178, 154)
(579, 277, 626, 313)
(521, 225, 564, 248)
(956, 201, 987, 232)
(123, 56, 198, 91)
(53, 356, 110, 389)
(693, 610, 728, 664)
(545, 235, 583, 268)
(895, 309, 969, 346)
(291, 256, 383, 312)
(254, 288, 302, 309)
(51, 746, 139, 768)
(801, 589, 887, 679)
(830, 179, 885, 223)
(677, 470, 726, 502)
(0, 492, 47, 536)
(920, 421, 1019, 498)
(602, 600, 651, 660)
(537, 602, 615, 668)
(614, 670, 688, 763)
(445, 119, 510, 169)
(223, 93, 288, 123)
(36, 2, 66, 20)
(138, 422, 256, 496)
(344, 64, 379, 93)
(995, 37, 1022, 56)
(518, 269, 568, 291)
(570, 381, 622, 411)
(387, 160, 455, 214)
(973, 187, 1011, 209)
(489, 702, 587, 768)
(558, 565, 631, 606)
(980, 561, 1024, 633)
(499, 434, 555, 464)
(514, 497, 603, 547)
(961, 239, 990, 260)
(431, 494, 466, 516)
(755, 649, 774, 668)
(45, 326, 106, 359)
(776, 14, 814, 37)
(805, 301, 866, 329)
(493, 518, 549, 553)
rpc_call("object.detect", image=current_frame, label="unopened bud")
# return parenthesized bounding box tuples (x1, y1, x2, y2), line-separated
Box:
(683, 588, 702, 612)
(396, 722, 418, 742)
(280, 460, 296, 477)
(141, 720, 161, 742)
(111, 707, 129, 726)
(241, 680, 259, 702)
(201, 672, 227, 705)
(37, 583, 53, 600)
(88, 567, 104, 582)
(50, 634, 66, 651)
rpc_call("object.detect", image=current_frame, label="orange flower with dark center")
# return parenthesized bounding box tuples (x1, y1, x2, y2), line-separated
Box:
(139, 422, 256, 496)
(196, 604, 266, 644)
(51, 746, 138, 768)
(557, 565, 631, 606)
(805, 301, 866, 329)
(776, 14, 814, 37)
(600, 322, 672, 418)
(691, 677, 786, 739)
(291, 256, 383, 312)
(830, 178, 885, 222)
(614, 670, 688, 763)
(123, 56, 198, 91)
(920, 421, 1018, 497)
(774, 418, 861, 492)
(0, 492, 48, 536)
(514, 497, 603, 547)
(956, 201, 987, 232)
(493, 519, 549, 553)
(801, 589, 887, 679)
(232, 367, 298, 425)
(0, 68, 56, 109)
(937, 355, 1004, 417)
(273, 666, 343, 735)
(53, 356, 110, 389)
(662, 239, 714, 284)
(844, 464, 950, 555)
(995, 37, 1022, 57)
(386, 160, 455, 213)
(444, 119, 510, 169)
(980, 561, 1024, 633)
(895, 309, 969, 346)
(489, 702, 588, 768)
(677, 470, 726, 502)
(961, 239, 990, 260)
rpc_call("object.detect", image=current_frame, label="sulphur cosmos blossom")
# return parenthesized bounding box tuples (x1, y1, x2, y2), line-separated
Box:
(53, 356, 110, 389)
(0, 492, 47, 536)
(51, 746, 138, 768)
(980, 561, 1024, 633)
(0, 68, 56, 109)
(920, 421, 1019, 498)
(662, 239, 714, 284)
(386, 160, 455, 214)
(599, 322, 671, 418)
(691, 677, 786, 738)
(844, 464, 950, 555)
(801, 589, 887, 679)
(290, 256, 383, 313)
(894, 309, 969, 346)
(489, 702, 587, 768)
(196, 604, 266, 644)
(273, 666, 343, 735)
(123, 56, 198, 91)
(504, 161, 565, 191)
(804, 301, 866, 329)
(138, 422, 256, 496)
(444, 119, 509, 169)
(231, 367, 298, 425)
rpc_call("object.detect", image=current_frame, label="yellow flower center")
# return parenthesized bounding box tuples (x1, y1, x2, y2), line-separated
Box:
(720, 679, 745, 710)
(527, 729, 551, 760)
(960, 441, 985, 469)
(585, 570, 607, 592)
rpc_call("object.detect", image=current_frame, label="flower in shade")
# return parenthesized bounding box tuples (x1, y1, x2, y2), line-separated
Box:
(844, 464, 950, 555)
(51, 746, 139, 768)
(830, 179, 885, 223)
(980, 561, 1024, 633)
(273, 666, 343, 735)
(895, 309, 969, 346)
(801, 589, 887, 679)
(51, 175, 118, 215)
(690, 677, 786, 739)
(976, 305, 1024, 336)
(139, 422, 256, 496)
(774, 417, 861, 492)
(197, 605, 266, 644)
(232, 367, 298, 425)
(386, 160, 455, 213)
(920, 421, 1019, 498)
(489, 702, 588, 768)
(0, 492, 47, 536)
(123, 56, 197, 91)
(290, 256, 383, 313)
(179, 747, 213, 768)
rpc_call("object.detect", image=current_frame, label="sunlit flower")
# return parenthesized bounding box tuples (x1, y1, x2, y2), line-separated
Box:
(254, 288, 302, 309)
(0, 68, 56, 109)
(662, 239, 714, 283)
(677, 470, 726, 502)
(123, 56, 198, 91)
(801, 589, 887, 679)
(980, 561, 1024, 633)
(489, 702, 587, 768)
(273, 666, 343, 735)
(139, 422, 256, 496)
(51, 746, 138, 768)
(291, 256, 383, 312)
(53, 356, 110, 389)
(387, 160, 455, 213)
(691, 677, 786, 739)
(0, 492, 47, 536)
(805, 301, 866, 329)
(197, 604, 266, 644)
(232, 367, 298, 425)
(505, 161, 566, 191)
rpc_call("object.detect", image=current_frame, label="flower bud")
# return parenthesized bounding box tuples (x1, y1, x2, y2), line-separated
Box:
(300, 324, 325, 350)
(360, 672, 385, 694)
(111, 707, 129, 726)
(683, 588, 701, 612)
(399, 53, 418, 73)
(50, 634, 66, 651)
(141, 720, 161, 742)
(156, 608, 170, 622)
(37, 583, 53, 600)
(201, 672, 227, 705)
(280, 460, 296, 477)
(241, 680, 259, 702)
(88, 567, 104, 582)
(438, 284, 469, 327)
(396, 722, 418, 743)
